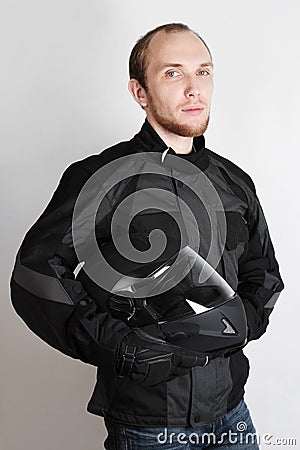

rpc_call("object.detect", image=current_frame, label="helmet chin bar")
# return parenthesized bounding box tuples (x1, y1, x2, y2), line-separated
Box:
(108, 246, 248, 355)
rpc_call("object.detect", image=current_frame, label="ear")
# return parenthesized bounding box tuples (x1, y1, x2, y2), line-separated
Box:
(128, 79, 148, 108)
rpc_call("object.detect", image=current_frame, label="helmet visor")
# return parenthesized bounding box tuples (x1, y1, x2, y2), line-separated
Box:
(112, 245, 235, 308)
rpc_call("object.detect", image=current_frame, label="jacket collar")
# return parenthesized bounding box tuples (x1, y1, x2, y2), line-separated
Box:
(134, 119, 209, 171)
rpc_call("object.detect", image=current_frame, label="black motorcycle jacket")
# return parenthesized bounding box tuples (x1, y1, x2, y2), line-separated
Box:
(10, 120, 284, 426)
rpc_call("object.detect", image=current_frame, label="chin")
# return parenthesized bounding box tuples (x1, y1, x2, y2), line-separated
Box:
(148, 105, 210, 138)
(169, 118, 210, 137)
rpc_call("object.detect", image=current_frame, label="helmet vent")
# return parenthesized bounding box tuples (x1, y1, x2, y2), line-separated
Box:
(221, 318, 237, 335)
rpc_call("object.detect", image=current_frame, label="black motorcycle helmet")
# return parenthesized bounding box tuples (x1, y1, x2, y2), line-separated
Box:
(76, 236, 248, 356)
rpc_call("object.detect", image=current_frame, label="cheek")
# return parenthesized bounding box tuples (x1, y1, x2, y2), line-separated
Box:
(148, 86, 167, 106)
(206, 80, 214, 99)
(157, 89, 178, 110)
(163, 86, 186, 106)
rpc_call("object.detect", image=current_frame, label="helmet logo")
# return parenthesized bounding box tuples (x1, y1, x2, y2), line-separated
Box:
(221, 318, 237, 335)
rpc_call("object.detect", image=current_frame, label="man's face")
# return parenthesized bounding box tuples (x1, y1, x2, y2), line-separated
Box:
(141, 31, 214, 137)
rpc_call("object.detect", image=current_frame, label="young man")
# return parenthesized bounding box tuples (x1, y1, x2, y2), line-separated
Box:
(11, 24, 284, 449)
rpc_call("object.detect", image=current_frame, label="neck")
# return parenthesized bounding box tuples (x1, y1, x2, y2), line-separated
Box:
(147, 118, 194, 154)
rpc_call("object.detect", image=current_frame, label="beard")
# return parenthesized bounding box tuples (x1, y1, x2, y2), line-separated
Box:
(146, 91, 210, 137)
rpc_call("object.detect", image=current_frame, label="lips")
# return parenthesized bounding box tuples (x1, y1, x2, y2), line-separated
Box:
(181, 105, 204, 116)
(182, 105, 205, 112)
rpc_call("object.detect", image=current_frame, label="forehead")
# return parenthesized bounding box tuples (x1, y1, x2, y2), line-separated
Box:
(146, 30, 211, 70)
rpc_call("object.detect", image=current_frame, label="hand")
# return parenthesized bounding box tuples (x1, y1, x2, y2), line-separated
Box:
(66, 298, 207, 386)
(116, 325, 208, 387)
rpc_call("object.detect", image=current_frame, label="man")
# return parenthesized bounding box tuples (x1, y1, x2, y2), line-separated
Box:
(11, 24, 284, 449)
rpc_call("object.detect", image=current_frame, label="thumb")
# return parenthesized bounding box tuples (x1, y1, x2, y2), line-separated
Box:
(161, 321, 200, 340)
(176, 353, 208, 368)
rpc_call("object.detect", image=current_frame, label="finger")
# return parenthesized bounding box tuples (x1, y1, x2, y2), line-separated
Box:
(162, 322, 200, 339)
(175, 354, 199, 368)
(176, 353, 209, 368)
(172, 366, 192, 377)
(138, 360, 173, 387)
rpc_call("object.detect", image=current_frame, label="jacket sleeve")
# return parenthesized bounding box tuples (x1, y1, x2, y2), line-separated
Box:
(237, 183, 284, 342)
(10, 162, 130, 365)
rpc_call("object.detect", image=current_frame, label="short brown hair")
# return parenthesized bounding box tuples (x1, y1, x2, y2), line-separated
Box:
(129, 23, 212, 89)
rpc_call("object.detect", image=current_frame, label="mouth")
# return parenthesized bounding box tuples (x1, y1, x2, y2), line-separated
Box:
(181, 105, 205, 116)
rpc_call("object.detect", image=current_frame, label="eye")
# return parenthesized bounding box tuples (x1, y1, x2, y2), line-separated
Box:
(198, 69, 210, 76)
(166, 70, 180, 78)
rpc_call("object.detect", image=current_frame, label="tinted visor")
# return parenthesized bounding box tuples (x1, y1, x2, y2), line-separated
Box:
(112, 245, 235, 308)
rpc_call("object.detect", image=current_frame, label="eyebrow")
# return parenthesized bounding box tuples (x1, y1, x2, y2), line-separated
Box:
(159, 62, 214, 70)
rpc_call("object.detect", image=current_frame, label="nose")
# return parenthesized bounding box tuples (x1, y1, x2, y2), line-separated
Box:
(184, 75, 201, 98)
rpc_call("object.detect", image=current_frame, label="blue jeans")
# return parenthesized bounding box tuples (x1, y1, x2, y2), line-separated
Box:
(103, 398, 259, 449)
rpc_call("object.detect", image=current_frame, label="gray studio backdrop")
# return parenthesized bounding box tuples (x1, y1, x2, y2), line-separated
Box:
(1, 1, 299, 449)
